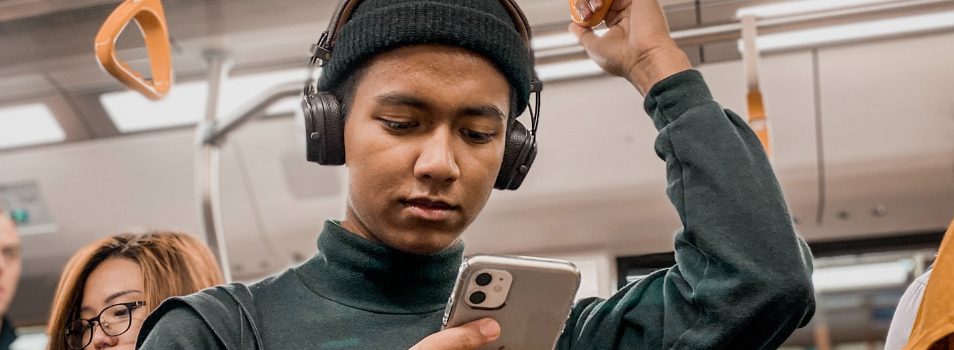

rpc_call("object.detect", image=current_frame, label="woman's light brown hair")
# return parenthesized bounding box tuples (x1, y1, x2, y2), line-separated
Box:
(45, 232, 223, 350)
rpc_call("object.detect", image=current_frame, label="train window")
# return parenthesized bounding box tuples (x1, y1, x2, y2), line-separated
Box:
(617, 231, 943, 349)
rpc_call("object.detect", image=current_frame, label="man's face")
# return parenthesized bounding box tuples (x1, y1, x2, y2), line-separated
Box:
(0, 215, 21, 316)
(340, 45, 511, 255)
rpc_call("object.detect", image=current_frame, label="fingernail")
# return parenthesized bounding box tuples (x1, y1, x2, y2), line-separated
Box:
(589, 0, 602, 10)
(480, 319, 500, 339)
(576, 2, 591, 20)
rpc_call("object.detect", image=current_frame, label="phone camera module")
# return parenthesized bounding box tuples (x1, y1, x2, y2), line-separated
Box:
(461, 268, 512, 309)
(469, 291, 487, 304)
(475, 272, 493, 286)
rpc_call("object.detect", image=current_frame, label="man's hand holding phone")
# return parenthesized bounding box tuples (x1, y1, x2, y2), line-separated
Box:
(410, 318, 500, 350)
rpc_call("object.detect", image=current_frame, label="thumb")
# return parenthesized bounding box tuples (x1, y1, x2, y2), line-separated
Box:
(409, 318, 501, 350)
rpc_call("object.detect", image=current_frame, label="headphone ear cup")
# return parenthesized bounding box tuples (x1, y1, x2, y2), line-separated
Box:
(495, 120, 536, 190)
(302, 91, 346, 165)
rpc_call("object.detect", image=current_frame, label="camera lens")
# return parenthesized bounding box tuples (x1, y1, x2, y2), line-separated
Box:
(469, 291, 487, 304)
(475, 273, 492, 286)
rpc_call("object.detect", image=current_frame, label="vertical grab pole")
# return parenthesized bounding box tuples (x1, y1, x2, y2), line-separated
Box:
(196, 49, 233, 282)
(741, 15, 772, 157)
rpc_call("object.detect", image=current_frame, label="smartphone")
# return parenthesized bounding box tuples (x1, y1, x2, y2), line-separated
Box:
(442, 255, 581, 350)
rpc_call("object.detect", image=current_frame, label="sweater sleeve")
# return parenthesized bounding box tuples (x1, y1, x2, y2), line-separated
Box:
(137, 307, 225, 350)
(557, 70, 815, 349)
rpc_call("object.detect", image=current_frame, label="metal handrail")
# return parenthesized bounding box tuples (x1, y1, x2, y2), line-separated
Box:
(535, 0, 954, 59)
(201, 82, 302, 146)
(195, 71, 301, 282)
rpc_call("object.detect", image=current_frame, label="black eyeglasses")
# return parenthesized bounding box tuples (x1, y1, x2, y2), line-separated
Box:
(65, 301, 145, 349)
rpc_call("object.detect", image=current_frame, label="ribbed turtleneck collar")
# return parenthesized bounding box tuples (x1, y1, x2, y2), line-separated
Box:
(295, 221, 464, 314)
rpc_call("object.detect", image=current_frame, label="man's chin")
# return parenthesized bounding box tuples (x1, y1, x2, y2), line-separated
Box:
(383, 228, 461, 255)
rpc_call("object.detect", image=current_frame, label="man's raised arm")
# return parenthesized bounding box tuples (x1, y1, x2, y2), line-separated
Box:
(557, 0, 815, 348)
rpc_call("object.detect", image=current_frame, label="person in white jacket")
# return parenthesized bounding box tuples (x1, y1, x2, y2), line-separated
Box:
(885, 267, 933, 350)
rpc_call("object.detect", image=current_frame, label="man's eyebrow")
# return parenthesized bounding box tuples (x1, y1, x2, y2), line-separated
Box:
(104, 289, 142, 305)
(375, 92, 428, 109)
(374, 92, 505, 120)
(460, 105, 506, 120)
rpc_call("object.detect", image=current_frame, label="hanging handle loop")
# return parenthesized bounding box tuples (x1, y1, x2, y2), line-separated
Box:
(740, 15, 772, 156)
(94, 0, 173, 101)
(569, 0, 616, 28)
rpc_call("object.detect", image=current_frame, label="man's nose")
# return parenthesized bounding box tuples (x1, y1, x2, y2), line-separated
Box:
(413, 129, 461, 184)
(91, 324, 118, 349)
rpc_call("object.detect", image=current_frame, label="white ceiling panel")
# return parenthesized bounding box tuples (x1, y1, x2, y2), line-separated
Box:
(816, 31, 954, 237)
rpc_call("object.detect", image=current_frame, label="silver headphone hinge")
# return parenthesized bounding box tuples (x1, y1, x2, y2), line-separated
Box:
(310, 32, 334, 67)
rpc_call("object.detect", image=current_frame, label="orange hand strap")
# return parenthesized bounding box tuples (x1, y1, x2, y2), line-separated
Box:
(740, 15, 772, 155)
(569, 0, 616, 28)
(94, 0, 173, 101)
(747, 90, 771, 155)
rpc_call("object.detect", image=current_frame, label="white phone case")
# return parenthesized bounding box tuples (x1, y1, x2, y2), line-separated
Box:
(442, 255, 581, 350)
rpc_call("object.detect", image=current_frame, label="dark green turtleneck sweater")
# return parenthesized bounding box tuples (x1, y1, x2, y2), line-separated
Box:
(139, 220, 463, 349)
(137, 70, 814, 350)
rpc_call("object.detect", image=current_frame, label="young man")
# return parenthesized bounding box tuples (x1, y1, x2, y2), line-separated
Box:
(0, 207, 22, 349)
(138, 0, 815, 349)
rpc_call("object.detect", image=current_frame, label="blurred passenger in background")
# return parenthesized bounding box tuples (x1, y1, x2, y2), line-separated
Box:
(45, 232, 222, 350)
(889, 218, 954, 350)
(0, 207, 23, 350)
(885, 266, 932, 349)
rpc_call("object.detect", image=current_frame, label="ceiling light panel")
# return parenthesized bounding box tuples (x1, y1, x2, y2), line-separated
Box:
(813, 260, 913, 293)
(101, 81, 207, 133)
(102, 68, 307, 133)
(0, 103, 65, 149)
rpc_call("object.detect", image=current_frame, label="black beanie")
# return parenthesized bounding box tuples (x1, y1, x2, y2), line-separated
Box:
(317, 0, 534, 115)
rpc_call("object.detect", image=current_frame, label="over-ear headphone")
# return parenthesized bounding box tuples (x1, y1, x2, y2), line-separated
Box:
(301, 0, 543, 190)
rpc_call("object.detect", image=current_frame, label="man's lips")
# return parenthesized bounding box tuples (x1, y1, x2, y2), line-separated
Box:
(400, 197, 459, 221)
(402, 197, 456, 209)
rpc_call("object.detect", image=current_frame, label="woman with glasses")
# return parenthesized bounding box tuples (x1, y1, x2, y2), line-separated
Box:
(45, 232, 223, 350)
